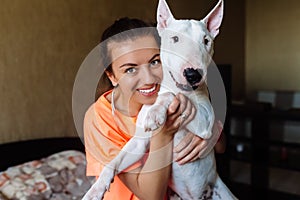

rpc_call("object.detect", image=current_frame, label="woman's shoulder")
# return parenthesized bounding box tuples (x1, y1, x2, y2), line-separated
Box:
(95, 89, 112, 108)
(85, 90, 113, 121)
(92, 89, 112, 110)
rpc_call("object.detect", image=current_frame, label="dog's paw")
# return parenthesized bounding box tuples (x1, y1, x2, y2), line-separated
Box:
(144, 105, 167, 131)
(82, 167, 115, 200)
(98, 166, 116, 191)
(82, 180, 107, 200)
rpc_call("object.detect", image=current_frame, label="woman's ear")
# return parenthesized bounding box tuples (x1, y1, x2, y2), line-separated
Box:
(105, 71, 118, 87)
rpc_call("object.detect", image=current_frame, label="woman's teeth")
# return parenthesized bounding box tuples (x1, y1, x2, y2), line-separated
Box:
(138, 85, 156, 94)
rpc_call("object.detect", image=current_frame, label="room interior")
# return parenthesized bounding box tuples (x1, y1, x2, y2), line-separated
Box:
(0, 0, 299, 199)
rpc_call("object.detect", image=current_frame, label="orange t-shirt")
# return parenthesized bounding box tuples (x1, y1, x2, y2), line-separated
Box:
(84, 90, 143, 200)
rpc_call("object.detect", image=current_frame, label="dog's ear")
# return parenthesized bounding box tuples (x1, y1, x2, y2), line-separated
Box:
(202, 0, 224, 38)
(157, 0, 174, 34)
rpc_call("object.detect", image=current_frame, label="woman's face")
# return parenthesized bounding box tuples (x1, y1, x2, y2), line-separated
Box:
(107, 35, 162, 114)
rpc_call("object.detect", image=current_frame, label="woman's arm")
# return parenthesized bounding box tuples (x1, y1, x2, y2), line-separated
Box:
(214, 129, 226, 154)
(119, 128, 174, 200)
(119, 94, 195, 200)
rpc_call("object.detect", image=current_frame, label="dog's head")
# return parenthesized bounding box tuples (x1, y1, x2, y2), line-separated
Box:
(157, 0, 223, 92)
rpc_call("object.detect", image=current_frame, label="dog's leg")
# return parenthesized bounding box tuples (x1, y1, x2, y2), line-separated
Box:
(83, 92, 174, 199)
(144, 92, 175, 131)
(199, 120, 222, 159)
(82, 127, 151, 200)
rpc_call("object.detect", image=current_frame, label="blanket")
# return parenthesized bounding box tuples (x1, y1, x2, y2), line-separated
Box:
(0, 150, 94, 200)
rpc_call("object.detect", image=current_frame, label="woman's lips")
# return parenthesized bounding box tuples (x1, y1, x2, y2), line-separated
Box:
(137, 84, 158, 96)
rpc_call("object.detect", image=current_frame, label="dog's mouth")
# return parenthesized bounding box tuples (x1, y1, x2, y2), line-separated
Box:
(169, 71, 198, 91)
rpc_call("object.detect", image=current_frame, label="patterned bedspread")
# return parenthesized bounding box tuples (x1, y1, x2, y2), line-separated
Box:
(0, 150, 95, 200)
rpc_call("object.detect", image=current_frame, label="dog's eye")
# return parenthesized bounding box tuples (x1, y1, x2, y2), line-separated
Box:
(171, 36, 179, 43)
(204, 38, 209, 45)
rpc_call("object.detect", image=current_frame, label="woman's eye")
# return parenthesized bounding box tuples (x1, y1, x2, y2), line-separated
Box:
(150, 59, 161, 66)
(171, 36, 179, 43)
(125, 67, 136, 74)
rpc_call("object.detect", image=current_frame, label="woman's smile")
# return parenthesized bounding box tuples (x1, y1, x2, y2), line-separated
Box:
(137, 84, 159, 96)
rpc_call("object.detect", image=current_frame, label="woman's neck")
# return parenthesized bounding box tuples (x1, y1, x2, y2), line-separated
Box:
(110, 89, 141, 117)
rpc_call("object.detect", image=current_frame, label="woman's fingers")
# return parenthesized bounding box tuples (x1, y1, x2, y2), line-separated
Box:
(164, 93, 197, 138)
(174, 132, 208, 165)
(167, 96, 180, 115)
(170, 93, 196, 127)
(173, 131, 193, 153)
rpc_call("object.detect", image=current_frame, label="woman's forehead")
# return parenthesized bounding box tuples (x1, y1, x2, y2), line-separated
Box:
(109, 36, 159, 61)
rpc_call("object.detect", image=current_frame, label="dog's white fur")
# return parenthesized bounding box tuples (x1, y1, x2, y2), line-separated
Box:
(83, 0, 237, 199)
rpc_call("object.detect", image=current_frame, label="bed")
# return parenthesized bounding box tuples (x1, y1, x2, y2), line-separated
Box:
(0, 137, 94, 200)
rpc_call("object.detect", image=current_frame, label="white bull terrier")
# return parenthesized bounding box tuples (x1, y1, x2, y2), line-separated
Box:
(83, 0, 237, 199)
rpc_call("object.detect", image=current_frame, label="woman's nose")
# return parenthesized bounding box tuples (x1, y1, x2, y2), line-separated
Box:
(141, 65, 156, 83)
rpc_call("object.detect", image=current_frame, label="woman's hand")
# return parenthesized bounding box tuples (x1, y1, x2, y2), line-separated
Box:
(173, 131, 207, 165)
(173, 120, 225, 165)
(165, 93, 196, 130)
(157, 93, 227, 166)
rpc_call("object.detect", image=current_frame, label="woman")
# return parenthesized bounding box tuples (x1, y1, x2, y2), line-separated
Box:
(84, 17, 225, 200)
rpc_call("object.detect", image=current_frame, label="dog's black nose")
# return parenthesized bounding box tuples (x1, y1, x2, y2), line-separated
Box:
(183, 68, 202, 86)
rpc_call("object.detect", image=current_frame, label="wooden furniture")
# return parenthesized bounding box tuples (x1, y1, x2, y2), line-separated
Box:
(229, 102, 300, 199)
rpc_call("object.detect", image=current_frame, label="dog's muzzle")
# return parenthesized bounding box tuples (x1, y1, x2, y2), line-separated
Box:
(183, 68, 203, 89)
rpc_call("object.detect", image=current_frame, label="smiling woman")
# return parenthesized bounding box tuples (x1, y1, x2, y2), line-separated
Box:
(83, 17, 199, 200)
(82, 17, 225, 200)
